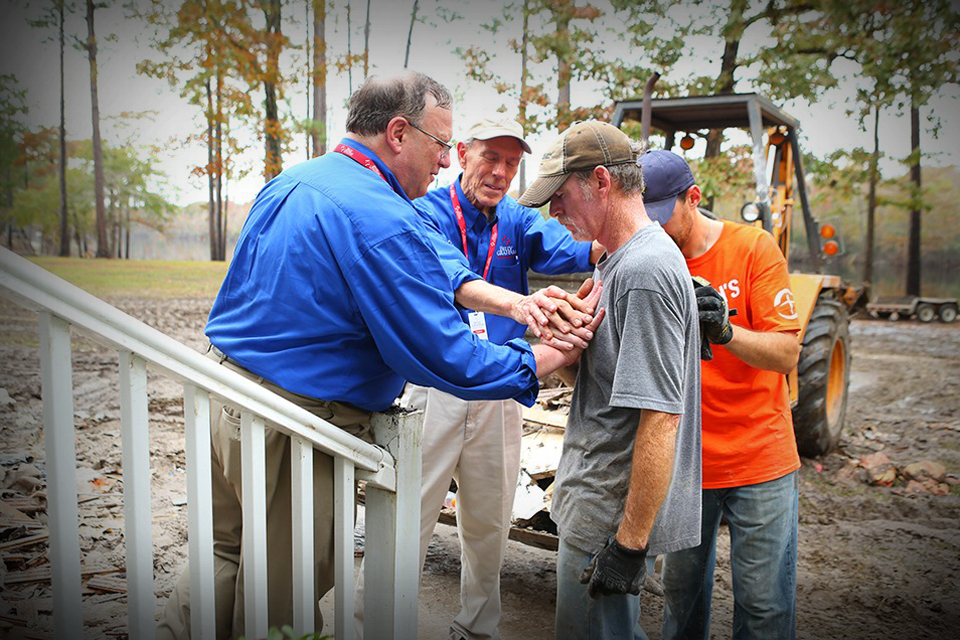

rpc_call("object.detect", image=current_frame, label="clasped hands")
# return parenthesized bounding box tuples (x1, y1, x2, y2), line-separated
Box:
(512, 278, 602, 351)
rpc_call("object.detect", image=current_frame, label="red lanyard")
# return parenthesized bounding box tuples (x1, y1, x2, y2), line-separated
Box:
(450, 184, 497, 281)
(334, 143, 386, 182)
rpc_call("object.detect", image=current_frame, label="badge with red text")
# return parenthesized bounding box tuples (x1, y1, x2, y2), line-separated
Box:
(468, 311, 489, 340)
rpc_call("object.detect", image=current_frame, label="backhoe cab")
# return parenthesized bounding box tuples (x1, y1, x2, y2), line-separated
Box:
(612, 93, 860, 457)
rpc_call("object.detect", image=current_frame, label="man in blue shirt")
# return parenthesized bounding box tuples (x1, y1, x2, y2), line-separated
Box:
(393, 116, 602, 640)
(157, 72, 602, 640)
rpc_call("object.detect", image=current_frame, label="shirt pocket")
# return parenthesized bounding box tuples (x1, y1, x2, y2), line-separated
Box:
(489, 258, 524, 293)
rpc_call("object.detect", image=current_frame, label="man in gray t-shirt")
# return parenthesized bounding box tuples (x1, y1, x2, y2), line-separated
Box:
(519, 121, 701, 640)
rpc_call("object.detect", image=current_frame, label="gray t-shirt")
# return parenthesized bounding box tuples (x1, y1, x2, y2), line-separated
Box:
(551, 223, 702, 556)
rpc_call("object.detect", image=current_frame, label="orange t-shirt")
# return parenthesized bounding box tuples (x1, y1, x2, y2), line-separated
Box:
(687, 220, 801, 489)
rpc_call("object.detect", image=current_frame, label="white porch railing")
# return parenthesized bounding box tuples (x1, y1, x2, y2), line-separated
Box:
(0, 246, 423, 640)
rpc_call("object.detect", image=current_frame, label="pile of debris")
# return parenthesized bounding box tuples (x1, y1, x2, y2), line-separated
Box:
(0, 457, 130, 639)
(437, 382, 574, 550)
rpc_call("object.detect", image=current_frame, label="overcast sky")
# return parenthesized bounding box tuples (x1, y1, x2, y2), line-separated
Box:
(2, 0, 958, 208)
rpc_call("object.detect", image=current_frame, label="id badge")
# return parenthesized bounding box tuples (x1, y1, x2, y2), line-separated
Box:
(468, 311, 489, 340)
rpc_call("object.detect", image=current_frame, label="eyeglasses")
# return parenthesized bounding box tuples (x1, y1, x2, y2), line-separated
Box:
(406, 119, 454, 159)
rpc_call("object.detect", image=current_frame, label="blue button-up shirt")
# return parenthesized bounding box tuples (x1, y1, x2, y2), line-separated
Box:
(205, 139, 539, 412)
(415, 176, 593, 345)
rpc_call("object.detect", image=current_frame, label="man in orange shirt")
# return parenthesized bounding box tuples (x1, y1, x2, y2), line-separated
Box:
(639, 150, 802, 640)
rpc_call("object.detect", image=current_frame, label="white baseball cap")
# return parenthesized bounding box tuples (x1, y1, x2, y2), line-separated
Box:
(464, 116, 532, 154)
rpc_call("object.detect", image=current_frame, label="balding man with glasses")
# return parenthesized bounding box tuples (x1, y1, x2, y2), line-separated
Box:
(157, 72, 602, 640)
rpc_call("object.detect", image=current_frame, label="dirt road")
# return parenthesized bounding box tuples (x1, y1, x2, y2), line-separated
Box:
(0, 293, 958, 639)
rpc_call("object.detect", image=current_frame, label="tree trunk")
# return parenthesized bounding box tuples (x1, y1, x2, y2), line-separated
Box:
(261, 0, 283, 181)
(363, 0, 371, 78)
(86, 0, 108, 258)
(705, 0, 745, 162)
(555, 4, 571, 131)
(404, 0, 419, 68)
(109, 191, 118, 258)
(206, 76, 217, 261)
(125, 208, 130, 259)
(347, 1, 353, 94)
(58, 0, 69, 257)
(906, 101, 922, 297)
(305, 0, 311, 162)
(221, 185, 229, 260)
(5, 163, 12, 249)
(216, 70, 224, 260)
(864, 103, 879, 286)
(518, 0, 529, 193)
(312, 0, 327, 157)
(73, 211, 83, 257)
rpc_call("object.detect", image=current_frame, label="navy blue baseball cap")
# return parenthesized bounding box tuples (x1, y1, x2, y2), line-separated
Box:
(637, 150, 696, 225)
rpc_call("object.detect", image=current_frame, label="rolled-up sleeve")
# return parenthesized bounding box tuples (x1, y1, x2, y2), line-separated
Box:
(343, 230, 539, 406)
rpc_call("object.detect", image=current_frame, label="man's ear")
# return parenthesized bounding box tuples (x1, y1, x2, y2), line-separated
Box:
(384, 116, 407, 154)
(595, 166, 612, 197)
(457, 141, 468, 170)
(687, 184, 702, 208)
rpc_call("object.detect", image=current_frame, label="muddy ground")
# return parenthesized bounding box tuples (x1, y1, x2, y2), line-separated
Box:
(0, 293, 958, 640)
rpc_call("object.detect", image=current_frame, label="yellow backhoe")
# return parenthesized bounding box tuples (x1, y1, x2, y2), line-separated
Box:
(611, 91, 864, 457)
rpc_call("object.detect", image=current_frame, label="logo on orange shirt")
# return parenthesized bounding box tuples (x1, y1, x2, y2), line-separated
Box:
(717, 278, 740, 300)
(774, 288, 798, 319)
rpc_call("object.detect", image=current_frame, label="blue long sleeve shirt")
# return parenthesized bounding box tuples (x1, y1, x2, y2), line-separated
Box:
(415, 176, 593, 345)
(205, 139, 540, 412)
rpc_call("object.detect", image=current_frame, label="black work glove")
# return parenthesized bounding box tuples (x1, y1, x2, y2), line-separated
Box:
(578, 537, 648, 599)
(692, 276, 735, 360)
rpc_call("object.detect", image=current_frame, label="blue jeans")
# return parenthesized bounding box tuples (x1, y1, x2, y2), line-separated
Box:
(661, 471, 798, 640)
(556, 537, 650, 640)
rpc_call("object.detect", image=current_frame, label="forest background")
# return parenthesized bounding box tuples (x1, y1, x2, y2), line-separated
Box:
(0, 0, 958, 298)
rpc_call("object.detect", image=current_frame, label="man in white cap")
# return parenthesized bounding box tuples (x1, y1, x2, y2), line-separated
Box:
(518, 121, 702, 640)
(390, 116, 603, 640)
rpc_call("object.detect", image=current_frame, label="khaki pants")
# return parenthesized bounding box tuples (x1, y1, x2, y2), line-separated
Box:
(354, 385, 522, 640)
(157, 349, 371, 640)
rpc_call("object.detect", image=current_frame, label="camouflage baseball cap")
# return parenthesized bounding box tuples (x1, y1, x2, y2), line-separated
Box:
(517, 120, 636, 208)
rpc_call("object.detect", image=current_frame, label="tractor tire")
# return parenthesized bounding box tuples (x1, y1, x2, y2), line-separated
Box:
(939, 304, 958, 323)
(793, 295, 851, 458)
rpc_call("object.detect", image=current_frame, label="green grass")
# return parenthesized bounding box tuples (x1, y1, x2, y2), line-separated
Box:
(30, 257, 229, 300)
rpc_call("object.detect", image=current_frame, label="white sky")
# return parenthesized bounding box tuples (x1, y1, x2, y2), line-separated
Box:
(2, 0, 958, 208)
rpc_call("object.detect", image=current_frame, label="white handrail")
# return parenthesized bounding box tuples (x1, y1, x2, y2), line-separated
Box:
(0, 247, 423, 640)
(0, 247, 395, 489)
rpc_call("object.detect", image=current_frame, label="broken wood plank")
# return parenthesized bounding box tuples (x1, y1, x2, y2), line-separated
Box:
(1, 552, 32, 564)
(4, 566, 50, 584)
(508, 527, 559, 551)
(86, 574, 126, 593)
(0, 500, 34, 523)
(0, 533, 47, 551)
(4, 563, 121, 585)
(522, 406, 568, 429)
(438, 508, 560, 551)
(0, 517, 44, 530)
(0, 497, 44, 513)
(86, 592, 126, 605)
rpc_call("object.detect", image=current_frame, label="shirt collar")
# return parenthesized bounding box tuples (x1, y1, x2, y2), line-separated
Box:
(338, 138, 412, 204)
(455, 174, 498, 230)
